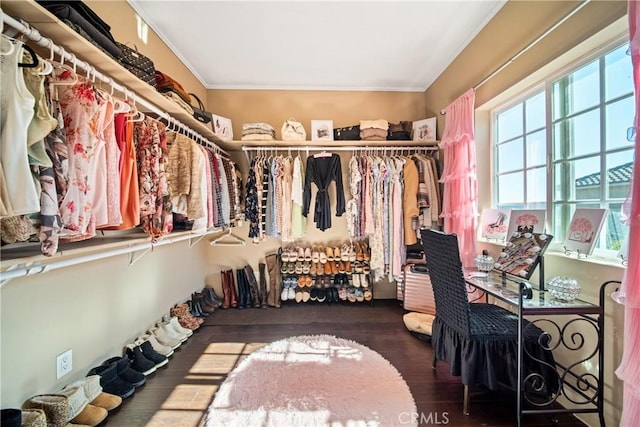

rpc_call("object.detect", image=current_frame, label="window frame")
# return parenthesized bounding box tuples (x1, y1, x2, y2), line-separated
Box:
(490, 33, 633, 262)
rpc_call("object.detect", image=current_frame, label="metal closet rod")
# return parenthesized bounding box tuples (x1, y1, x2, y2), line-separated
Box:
(241, 145, 439, 152)
(1, 12, 227, 156)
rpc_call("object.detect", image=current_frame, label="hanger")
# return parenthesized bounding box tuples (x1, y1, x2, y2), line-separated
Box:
(313, 149, 333, 158)
(209, 229, 246, 246)
(18, 44, 39, 68)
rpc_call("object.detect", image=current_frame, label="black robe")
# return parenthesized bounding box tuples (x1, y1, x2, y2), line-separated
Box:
(302, 153, 346, 231)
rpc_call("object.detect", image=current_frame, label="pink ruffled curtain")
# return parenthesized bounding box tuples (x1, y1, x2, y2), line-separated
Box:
(613, 1, 640, 424)
(439, 89, 478, 268)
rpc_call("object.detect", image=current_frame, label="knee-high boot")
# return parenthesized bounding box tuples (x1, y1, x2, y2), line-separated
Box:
(235, 269, 246, 309)
(227, 269, 238, 308)
(220, 270, 231, 309)
(265, 253, 281, 308)
(244, 265, 261, 308)
(258, 262, 268, 308)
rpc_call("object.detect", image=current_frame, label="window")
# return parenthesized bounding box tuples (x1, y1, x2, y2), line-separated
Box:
(493, 41, 634, 257)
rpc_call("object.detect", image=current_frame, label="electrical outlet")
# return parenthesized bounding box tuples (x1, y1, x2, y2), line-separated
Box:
(56, 349, 72, 379)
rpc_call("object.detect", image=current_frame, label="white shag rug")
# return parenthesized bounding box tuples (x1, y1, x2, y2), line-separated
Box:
(205, 334, 418, 427)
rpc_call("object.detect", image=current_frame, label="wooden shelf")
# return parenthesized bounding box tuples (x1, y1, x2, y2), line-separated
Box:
(231, 139, 440, 150)
(1, 0, 230, 151)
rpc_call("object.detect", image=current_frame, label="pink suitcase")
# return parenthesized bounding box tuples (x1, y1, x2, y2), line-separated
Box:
(402, 263, 436, 315)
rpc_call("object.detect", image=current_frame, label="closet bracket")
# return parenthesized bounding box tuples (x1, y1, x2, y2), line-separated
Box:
(128, 247, 152, 267)
(189, 234, 208, 248)
(0, 262, 50, 288)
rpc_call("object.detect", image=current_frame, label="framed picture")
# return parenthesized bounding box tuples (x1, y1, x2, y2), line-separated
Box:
(311, 120, 333, 141)
(480, 208, 511, 240)
(564, 208, 608, 255)
(494, 232, 554, 280)
(412, 117, 437, 142)
(212, 114, 233, 141)
(506, 209, 546, 239)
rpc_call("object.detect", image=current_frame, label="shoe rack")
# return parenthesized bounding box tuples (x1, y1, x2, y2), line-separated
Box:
(278, 242, 374, 305)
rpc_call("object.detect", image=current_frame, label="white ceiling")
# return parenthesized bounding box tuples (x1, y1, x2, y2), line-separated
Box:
(128, 1, 506, 92)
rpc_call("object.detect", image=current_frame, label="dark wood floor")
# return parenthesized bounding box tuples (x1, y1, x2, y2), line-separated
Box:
(101, 300, 585, 427)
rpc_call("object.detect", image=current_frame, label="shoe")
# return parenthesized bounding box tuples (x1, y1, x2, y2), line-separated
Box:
(338, 287, 347, 301)
(295, 261, 303, 275)
(361, 242, 370, 261)
(159, 321, 189, 343)
(333, 246, 341, 261)
(88, 363, 135, 399)
(297, 247, 305, 261)
(20, 408, 46, 427)
(1, 409, 21, 427)
(355, 242, 364, 261)
(100, 356, 146, 387)
(23, 395, 70, 427)
(337, 260, 345, 274)
(295, 288, 303, 303)
(136, 333, 174, 357)
(161, 315, 193, 338)
(326, 246, 334, 261)
(310, 262, 317, 276)
(324, 262, 332, 276)
(364, 288, 373, 302)
(344, 261, 352, 275)
(302, 262, 310, 274)
(287, 287, 295, 300)
(353, 273, 361, 288)
(310, 288, 318, 302)
(361, 274, 370, 288)
(331, 261, 338, 275)
(89, 392, 122, 412)
(311, 246, 320, 263)
(319, 246, 327, 264)
(347, 287, 357, 303)
(149, 326, 182, 349)
(304, 247, 312, 261)
(302, 290, 310, 303)
(125, 345, 157, 376)
(138, 340, 169, 368)
(355, 288, 365, 302)
(317, 288, 327, 303)
(66, 375, 122, 411)
(281, 285, 289, 302)
(348, 244, 356, 262)
(59, 385, 108, 426)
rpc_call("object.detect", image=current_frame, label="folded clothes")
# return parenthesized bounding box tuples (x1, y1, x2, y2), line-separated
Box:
(41, 4, 121, 59)
(359, 119, 389, 131)
(160, 91, 194, 115)
(241, 134, 275, 141)
(155, 71, 191, 104)
(360, 128, 388, 140)
(242, 122, 275, 132)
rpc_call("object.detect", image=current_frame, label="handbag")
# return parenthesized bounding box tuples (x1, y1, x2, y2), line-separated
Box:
(189, 93, 212, 125)
(333, 125, 361, 141)
(116, 42, 156, 87)
(281, 118, 306, 141)
(387, 121, 413, 140)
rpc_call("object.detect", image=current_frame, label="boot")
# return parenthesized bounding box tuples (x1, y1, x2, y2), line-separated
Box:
(220, 271, 231, 309)
(240, 269, 253, 308)
(244, 265, 261, 308)
(258, 262, 268, 308)
(266, 253, 282, 308)
(203, 286, 222, 308)
(24, 394, 70, 427)
(235, 269, 246, 309)
(227, 269, 238, 308)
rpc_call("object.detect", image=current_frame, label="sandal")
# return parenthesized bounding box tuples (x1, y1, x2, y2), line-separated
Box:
(361, 242, 370, 261)
(304, 247, 312, 261)
(355, 242, 364, 262)
(333, 246, 341, 261)
(364, 289, 372, 302)
(311, 246, 320, 263)
(326, 246, 334, 262)
(347, 287, 357, 303)
(319, 246, 327, 264)
(341, 244, 350, 261)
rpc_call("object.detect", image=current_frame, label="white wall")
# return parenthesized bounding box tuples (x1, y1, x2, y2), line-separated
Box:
(0, 241, 210, 409)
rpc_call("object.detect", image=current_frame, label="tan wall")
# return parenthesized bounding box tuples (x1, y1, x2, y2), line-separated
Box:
(86, 0, 208, 104)
(424, 2, 628, 425)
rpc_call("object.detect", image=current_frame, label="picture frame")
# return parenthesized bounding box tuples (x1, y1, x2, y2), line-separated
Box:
(212, 113, 233, 141)
(311, 120, 333, 141)
(506, 209, 546, 240)
(480, 208, 511, 240)
(412, 117, 437, 142)
(564, 208, 608, 255)
(494, 232, 554, 280)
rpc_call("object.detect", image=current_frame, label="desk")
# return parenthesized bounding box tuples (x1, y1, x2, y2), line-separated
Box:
(464, 271, 618, 427)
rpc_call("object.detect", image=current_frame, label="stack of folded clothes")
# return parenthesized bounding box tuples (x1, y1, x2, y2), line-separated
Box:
(37, 0, 121, 59)
(241, 123, 276, 141)
(359, 119, 389, 140)
(155, 71, 194, 114)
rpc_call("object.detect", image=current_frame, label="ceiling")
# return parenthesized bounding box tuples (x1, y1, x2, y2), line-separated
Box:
(128, 1, 506, 92)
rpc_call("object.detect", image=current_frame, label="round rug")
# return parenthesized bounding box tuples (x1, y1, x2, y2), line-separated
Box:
(205, 334, 417, 427)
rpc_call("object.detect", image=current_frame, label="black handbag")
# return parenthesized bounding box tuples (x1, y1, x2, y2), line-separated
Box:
(116, 42, 156, 87)
(333, 125, 361, 141)
(189, 93, 212, 125)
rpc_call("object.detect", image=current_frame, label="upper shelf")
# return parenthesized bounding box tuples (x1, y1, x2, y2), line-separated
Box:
(1, 0, 229, 149)
(231, 139, 440, 150)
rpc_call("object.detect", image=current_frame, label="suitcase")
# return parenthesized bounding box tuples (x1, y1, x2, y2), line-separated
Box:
(402, 263, 436, 315)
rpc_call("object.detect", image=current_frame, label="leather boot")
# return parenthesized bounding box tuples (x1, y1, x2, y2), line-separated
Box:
(265, 253, 282, 308)
(220, 270, 231, 309)
(258, 262, 268, 308)
(227, 269, 238, 308)
(235, 269, 246, 309)
(244, 265, 261, 308)
(241, 269, 253, 308)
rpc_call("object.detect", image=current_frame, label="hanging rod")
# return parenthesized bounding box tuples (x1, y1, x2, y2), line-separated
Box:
(440, 0, 591, 115)
(1, 12, 227, 156)
(241, 145, 439, 152)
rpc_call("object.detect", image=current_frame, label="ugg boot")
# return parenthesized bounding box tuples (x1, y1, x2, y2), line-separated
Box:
(1, 409, 21, 427)
(59, 385, 108, 426)
(244, 265, 261, 308)
(64, 375, 122, 412)
(266, 253, 282, 308)
(258, 262, 268, 308)
(227, 269, 238, 308)
(20, 408, 46, 427)
(23, 394, 69, 427)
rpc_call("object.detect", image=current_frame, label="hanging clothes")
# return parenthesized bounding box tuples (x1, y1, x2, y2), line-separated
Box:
(303, 153, 346, 232)
(245, 158, 260, 240)
(290, 155, 306, 239)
